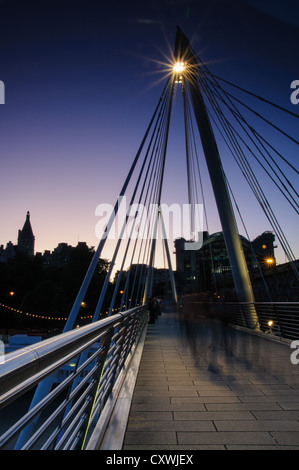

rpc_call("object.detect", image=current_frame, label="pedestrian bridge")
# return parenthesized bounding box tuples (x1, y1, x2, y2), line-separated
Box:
(91, 309, 299, 451)
(1, 302, 298, 450)
(0, 26, 298, 451)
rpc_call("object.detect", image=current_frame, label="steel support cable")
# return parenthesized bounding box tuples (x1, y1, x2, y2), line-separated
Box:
(162, 227, 168, 283)
(211, 73, 299, 120)
(63, 79, 170, 332)
(15, 81, 170, 450)
(186, 97, 208, 228)
(187, 108, 202, 233)
(143, 107, 173, 300)
(221, 88, 299, 146)
(128, 89, 172, 306)
(186, 117, 198, 234)
(93, 122, 160, 315)
(205, 90, 299, 280)
(196, 74, 299, 220)
(184, 88, 204, 234)
(182, 62, 259, 316)
(197, 66, 299, 198)
(183, 89, 217, 292)
(187, 107, 205, 225)
(189, 67, 298, 272)
(144, 88, 177, 301)
(113, 98, 169, 311)
(192, 49, 299, 177)
(111, 121, 168, 314)
(157, 79, 175, 206)
(191, 54, 299, 195)
(194, 69, 299, 213)
(248, 124, 299, 195)
(188, 74, 271, 214)
(225, 176, 272, 301)
(199, 68, 299, 148)
(105, 82, 172, 314)
(122, 98, 170, 309)
(208, 106, 297, 276)
(206, 85, 299, 209)
(191, 46, 299, 122)
(184, 85, 205, 215)
(225, 130, 299, 281)
(208, 89, 299, 214)
(204, 93, 298, 237)
(187, 84, 225, 292)
(92, 80, 171, 318)
(140, 94, 172, 249)
(207, 78, 299, 179)
(183, 82, 195, 226)
(125, 87, 174, 305)
(128, 102, 172, 306)
(184, 91, 207, 224)
(202, 84, 298, 268)
(199, 76, 274, 296)
(248, 129, 299, 176)
(204, 77, 299, 202)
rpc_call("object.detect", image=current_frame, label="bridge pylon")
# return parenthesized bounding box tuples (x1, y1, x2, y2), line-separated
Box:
(174, 27, 259, 330)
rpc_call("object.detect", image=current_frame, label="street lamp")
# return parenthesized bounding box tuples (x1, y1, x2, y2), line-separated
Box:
(267, 320, 274, 334)
(173, 61, 185, 84)
(173, 61, 185, 73)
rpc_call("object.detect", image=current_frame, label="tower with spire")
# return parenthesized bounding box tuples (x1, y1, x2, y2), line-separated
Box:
(17, 211, 35, 256)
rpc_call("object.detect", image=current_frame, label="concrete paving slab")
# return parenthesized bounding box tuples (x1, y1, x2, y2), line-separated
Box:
(126, 420, 215, 432)
(177, 431, 277, 445)
(124, 431, 177, 446)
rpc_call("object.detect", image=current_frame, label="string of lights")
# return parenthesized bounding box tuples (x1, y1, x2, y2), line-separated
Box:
(0, 301, 120, 322)
(0, 302, 67, 321)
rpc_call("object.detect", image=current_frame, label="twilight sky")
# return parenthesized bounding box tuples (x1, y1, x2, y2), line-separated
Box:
(0, 0, 298, 271)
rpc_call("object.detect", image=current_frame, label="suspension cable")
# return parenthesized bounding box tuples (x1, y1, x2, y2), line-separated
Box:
(212, 73, 299, 120)
(194, 64, 299, 213)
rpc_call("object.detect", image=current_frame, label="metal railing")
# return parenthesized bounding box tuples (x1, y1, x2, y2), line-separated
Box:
(223, 302, 299, 340)
(0, 305, 148, 450)
(180, 299, 299, 341)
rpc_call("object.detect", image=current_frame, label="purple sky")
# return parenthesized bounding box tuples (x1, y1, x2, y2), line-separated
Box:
(0, 0, 298, 271)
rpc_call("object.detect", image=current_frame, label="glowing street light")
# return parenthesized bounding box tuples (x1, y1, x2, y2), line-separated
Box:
(267, 320, 274, 334)
(173, 61, 185, 73)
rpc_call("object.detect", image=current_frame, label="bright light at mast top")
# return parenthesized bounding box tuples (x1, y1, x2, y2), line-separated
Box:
(173, 61, 185, 73)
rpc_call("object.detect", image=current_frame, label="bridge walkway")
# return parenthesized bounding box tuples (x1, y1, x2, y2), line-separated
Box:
(120, 310, 299, 450)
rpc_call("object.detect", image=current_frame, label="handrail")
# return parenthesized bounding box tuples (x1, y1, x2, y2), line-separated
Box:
(0, 305, 148, 450)
(222, 301, 299, 339)
(180, 300, 299, 340)
(0, 313, 122, 401)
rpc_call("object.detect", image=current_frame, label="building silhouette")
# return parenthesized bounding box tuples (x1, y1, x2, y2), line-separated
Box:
(0, 211, 35, 262)
(17, 211, 35, 256)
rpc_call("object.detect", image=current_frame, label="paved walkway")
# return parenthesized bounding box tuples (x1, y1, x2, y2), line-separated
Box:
(123, 311, 299, 450)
